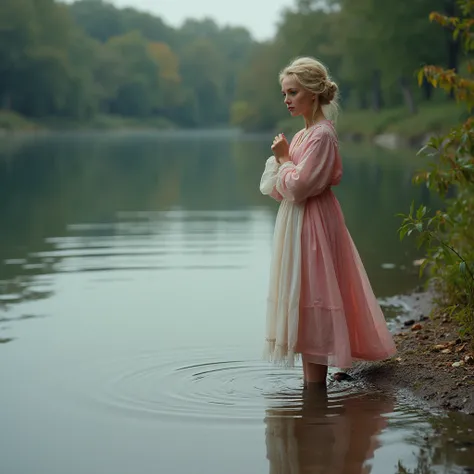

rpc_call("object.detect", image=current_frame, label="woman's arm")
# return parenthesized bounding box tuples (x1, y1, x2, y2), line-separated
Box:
(276, 130, 335, 203)
(259, 156, 284, 202)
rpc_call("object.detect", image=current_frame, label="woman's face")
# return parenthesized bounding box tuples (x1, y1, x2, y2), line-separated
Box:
(281, 75, 316, 118)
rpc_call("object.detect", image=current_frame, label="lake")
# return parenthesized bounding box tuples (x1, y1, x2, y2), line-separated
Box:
(0, 130, 473, 474)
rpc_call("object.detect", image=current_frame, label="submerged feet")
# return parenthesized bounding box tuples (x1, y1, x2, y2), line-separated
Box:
(302, 366, 354, 388)
(332, 372, 354, 382)
(302, 360, 354, 388)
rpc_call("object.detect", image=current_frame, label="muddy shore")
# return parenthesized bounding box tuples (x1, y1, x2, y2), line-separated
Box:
(349, 288, 474, 415)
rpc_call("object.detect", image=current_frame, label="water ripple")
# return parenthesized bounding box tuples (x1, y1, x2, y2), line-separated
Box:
(87, 348, 402, 428)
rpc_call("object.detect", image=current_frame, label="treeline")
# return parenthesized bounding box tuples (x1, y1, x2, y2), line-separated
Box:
(0, 0, 462, 130)
(232, 0, 461, 131)
(0, 0, 253, 127)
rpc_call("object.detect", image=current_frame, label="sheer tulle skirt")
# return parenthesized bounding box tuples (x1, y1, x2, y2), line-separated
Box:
(296, 190, 396, 368)
(264, 187, 396, 368)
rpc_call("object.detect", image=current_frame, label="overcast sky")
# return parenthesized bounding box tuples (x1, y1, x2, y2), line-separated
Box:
(103, 0, 295, 40)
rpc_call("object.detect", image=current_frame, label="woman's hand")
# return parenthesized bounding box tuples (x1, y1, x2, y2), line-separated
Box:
(271, 133, 290, 164)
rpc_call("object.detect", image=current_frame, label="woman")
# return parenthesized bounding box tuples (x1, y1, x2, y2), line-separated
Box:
(260, 57, 396, 387)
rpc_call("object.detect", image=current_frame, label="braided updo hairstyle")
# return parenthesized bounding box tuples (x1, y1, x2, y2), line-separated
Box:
(279, 57, 339, 122)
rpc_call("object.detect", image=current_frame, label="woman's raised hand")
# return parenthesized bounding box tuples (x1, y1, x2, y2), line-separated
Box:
(271, 133, 290, 164)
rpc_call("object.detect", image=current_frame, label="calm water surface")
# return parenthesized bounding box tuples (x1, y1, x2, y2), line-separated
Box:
(0, 131, 473, 474)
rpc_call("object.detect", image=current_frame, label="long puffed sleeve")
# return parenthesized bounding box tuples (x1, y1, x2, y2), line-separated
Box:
(259, 156, 283, 201)
(275, 131, 336, 203)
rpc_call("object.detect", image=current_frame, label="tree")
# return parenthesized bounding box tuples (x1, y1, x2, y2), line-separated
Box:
(232, 41, 287, 131)
(147, 42, 184, 115)
(179, 38, 226, 126)
(106, 31, 161, 117)
(68, 0, 126, 42)
(359, 0, 447, 113)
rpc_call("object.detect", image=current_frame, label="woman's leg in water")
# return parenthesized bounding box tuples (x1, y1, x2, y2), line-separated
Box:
(302, 356, 328, 386)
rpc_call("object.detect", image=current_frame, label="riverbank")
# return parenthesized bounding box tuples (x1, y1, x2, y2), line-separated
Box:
(2, 101, 466, 147)
(349, 287, 474, 415)
(278, 101, 466, 149)
(0, 110, 177, 133)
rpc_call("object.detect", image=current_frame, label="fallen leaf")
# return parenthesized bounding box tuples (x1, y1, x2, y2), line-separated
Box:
(456, 344, 467, 353)
(441, 348, 452, 354)
(411, 323, 423, 331)
(452, 361, 465, 368)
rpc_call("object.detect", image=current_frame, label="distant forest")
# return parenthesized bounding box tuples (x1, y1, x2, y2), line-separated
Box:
(0, 0, 462, 130)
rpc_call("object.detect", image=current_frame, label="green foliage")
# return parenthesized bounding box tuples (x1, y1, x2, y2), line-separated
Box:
(0, 0, 467, 130)
(398, 0, 474, 340)
(0, 0, 253, 128)
(231, 0, 465, 130)
(0, 111, 39, 131)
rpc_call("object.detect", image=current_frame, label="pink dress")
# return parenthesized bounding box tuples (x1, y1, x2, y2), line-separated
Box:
(259, 120, 396, 368)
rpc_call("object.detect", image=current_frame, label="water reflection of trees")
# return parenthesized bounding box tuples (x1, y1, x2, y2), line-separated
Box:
(0, 135, 438, 315)
(396, 411, 474, 474)
(0, 134, 276, 317)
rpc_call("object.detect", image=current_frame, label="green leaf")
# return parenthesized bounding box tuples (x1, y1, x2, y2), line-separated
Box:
(416, 205, 427, 220)
(442, 246, 455, 265)
(419, 258, 430, 277)
(399, 225, 409, 241)
(416, 232, 431, 250)
(417, 69, 424, 87)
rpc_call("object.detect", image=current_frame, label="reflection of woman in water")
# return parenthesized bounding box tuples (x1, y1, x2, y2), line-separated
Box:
(260, 57, 396, 386)
(264, 389, 394, 474)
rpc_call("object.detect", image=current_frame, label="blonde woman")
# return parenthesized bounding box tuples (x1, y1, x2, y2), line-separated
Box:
(260, 57, 396, 387)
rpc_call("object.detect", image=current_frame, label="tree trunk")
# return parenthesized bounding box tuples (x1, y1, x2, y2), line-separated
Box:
(1, 92, 12, 110)
(445, 0, 459, 99)
(371, 69, 383, 112)
(399, 76, 417, 114)
(422, 78, 433, 101)
(358, 90, 368, 110)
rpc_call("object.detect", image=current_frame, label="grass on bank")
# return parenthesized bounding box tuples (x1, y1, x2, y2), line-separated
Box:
(0, 110, 177, 132)
(277, 101, 467, 143)
(0, 111, 40, 132)
(40, 114, 177, 130)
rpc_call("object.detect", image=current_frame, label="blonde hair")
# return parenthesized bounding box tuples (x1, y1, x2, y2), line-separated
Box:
(279, 56, 340, 122)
